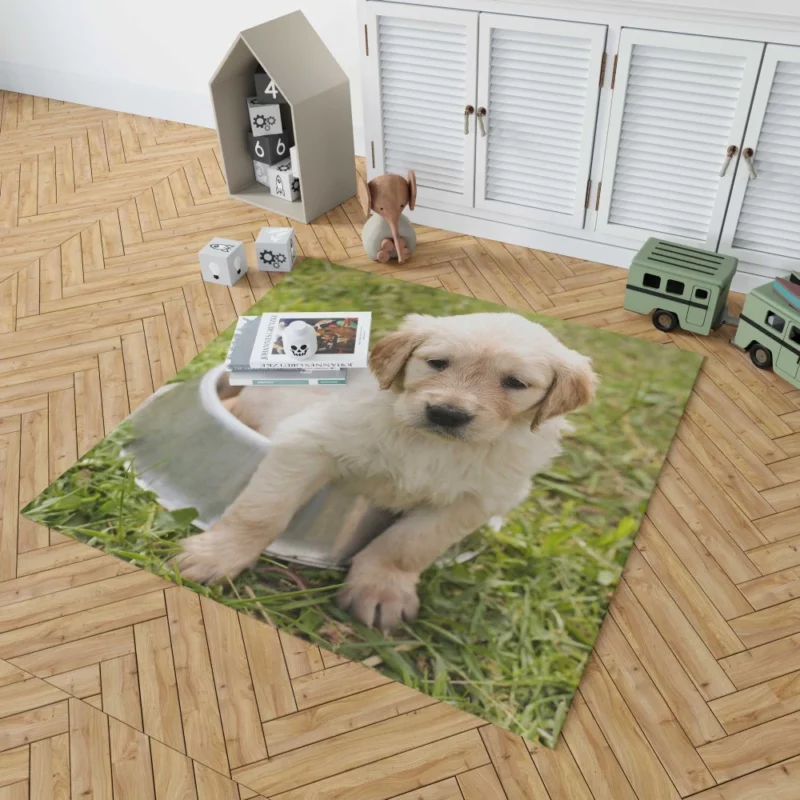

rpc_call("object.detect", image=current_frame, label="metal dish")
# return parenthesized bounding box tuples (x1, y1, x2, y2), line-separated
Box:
(122, 364, 395, 569)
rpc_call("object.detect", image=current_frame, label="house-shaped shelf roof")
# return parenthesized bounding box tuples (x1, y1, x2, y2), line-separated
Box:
(210, 11, 356, 223)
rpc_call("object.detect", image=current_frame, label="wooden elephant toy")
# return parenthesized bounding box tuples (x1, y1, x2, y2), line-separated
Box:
(357, 170, 417, 264)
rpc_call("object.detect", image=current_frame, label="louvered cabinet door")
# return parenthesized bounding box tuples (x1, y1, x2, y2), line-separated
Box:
(595, 30, 764, 248)
(719, 45, 800, 271)
(475, 15, 607, 228)
(364, 1, 478, 207)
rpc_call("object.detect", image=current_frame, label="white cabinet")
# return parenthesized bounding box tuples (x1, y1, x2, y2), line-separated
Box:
(474, 15, 606, 228)
(364, 3, 605, 221)
(595, 29, 764, 248)
(360, 0, 800, 290)
(364, 1, 478, 207)
(719, 44, 800, 270)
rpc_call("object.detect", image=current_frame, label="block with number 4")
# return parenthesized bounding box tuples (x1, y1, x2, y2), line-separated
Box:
(247, 97, 291, 137)
(248, 129, 294, 166)
(254, 69, 287, 104)
(268, 159, 300, 201)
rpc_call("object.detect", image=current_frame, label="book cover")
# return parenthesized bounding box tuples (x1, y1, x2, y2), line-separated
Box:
(225, 316, 261, 372)
(249, 312, 371, 370)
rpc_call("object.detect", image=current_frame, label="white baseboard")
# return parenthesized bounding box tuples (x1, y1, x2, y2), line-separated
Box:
(0, 62, 366, 156)
(409, 205, 775, 296)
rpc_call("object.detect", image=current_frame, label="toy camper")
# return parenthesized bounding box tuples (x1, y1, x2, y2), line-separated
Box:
(624, 237, 800, 391)
(733, 274, 800, 382)
(624, 238, 738, 335)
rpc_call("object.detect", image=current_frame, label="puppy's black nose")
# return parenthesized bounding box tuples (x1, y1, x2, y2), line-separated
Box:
(426, 404, 474, 429)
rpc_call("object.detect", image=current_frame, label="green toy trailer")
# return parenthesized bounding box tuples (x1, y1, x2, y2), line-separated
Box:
(623, 237, 800, 392)
(733, 278, 800, 384)
(623, 238, 738, 335)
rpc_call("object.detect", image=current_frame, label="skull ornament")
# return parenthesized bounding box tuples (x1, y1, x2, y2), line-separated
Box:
(280, 321, 318, 360)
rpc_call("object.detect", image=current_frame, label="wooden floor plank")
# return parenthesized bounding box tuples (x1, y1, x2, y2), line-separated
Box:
(134, 616, 186, 753)
(151, 738, 198, 800)
(238, 614, 297, 724)
(29, 732, 70, 800)
(698, 710, 800, 783)
(267, 730, 489, 800)
(109, 716, 156, 800)
(17, 406, 50, 552)
(480, 726, 550, 800)
(636, 520, 745, 658)
(609, 580, 727, 746)
(101, 652, 144, 731)
(594, 616, 715, 794)
(576, 658, 680, 800)
(165, 587, 229, 775)
(622, 550, 737, 699)
(199, 597, 267, 769)
(233, 703, 482, 796)
(69, 700, 112, 797)
(0, 747, 28, 789)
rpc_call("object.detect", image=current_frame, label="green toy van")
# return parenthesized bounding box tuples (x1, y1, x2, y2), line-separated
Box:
(733, 278, 800, 384)
(624, 238, 738, 335)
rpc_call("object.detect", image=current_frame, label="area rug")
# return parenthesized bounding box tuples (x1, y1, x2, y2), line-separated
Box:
(24, 259, 702, 746)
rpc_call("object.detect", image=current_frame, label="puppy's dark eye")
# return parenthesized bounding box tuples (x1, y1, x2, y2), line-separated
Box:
(427, 359, 449, 371)
(503, 376, 527, 389)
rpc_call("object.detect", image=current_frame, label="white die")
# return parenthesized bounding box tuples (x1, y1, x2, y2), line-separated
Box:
(268, 159, 300, 201)
(253, 161, 271, 189)
(247, 97, 286, 136)
(198, 238, 246, 286)
(255, 227, 297, 272)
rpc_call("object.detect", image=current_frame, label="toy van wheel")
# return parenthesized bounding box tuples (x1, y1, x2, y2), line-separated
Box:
(652, 309, 679, 332)
(749, 344, 773, 370)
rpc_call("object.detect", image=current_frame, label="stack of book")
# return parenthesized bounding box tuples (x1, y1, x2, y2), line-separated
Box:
(225, 312, 371, 386)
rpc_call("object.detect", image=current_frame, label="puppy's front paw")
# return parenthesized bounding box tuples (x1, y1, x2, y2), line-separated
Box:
(172, 527, 258, 585)
(338, 557, 420, 631)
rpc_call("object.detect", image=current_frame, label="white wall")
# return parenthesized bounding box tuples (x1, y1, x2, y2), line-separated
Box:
(0, 0, 365, 154)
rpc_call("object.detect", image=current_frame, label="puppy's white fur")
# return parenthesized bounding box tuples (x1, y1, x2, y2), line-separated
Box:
(176, 312, 596, 629)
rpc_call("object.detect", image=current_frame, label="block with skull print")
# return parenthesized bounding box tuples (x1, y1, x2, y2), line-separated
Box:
(247, 97, 291, 137)
(267, 158, 300, 201)
(198, 238, 246, 286)
(255, 227, 297, 273)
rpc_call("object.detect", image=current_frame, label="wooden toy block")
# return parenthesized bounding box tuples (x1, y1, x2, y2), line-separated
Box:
(267, 159, 300, 201)
(254, 68, 288, 104)
(248, 130, 294, 165)
(255, 227, 297, 272)
(253, 161, 271, 188)
(247, 97, 292, 137)
(199, 238, 247, 286)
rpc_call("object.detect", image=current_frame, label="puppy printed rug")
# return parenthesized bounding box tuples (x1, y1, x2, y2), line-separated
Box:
(24, 260, 701, 746)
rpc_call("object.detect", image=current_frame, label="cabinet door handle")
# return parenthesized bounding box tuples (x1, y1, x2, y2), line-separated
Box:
(743, 147, 758, 180)
(476, 107, 487, 137)
(719, 144, 737, 177)
(464, 105, 475, 135)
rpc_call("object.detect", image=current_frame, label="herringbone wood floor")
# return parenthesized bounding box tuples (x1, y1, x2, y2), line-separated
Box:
(1, 91, 800, 800)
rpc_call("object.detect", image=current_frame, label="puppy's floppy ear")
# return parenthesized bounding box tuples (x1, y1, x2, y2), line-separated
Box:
(530, 351, 597, 430)
(369, 319, 426, 391)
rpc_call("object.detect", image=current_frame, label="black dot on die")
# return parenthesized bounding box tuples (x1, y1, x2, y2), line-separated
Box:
(237, 268, 241, 274)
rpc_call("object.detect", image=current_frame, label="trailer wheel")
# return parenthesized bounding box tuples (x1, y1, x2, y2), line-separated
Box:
(652, 309, 679, 332)
(749, 344, 773, 370)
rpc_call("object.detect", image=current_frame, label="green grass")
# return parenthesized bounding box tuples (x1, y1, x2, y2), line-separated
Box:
(23, 259, 701, 746)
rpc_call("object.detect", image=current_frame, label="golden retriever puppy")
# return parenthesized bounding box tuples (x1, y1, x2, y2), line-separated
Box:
(175, 312, 596, 629)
